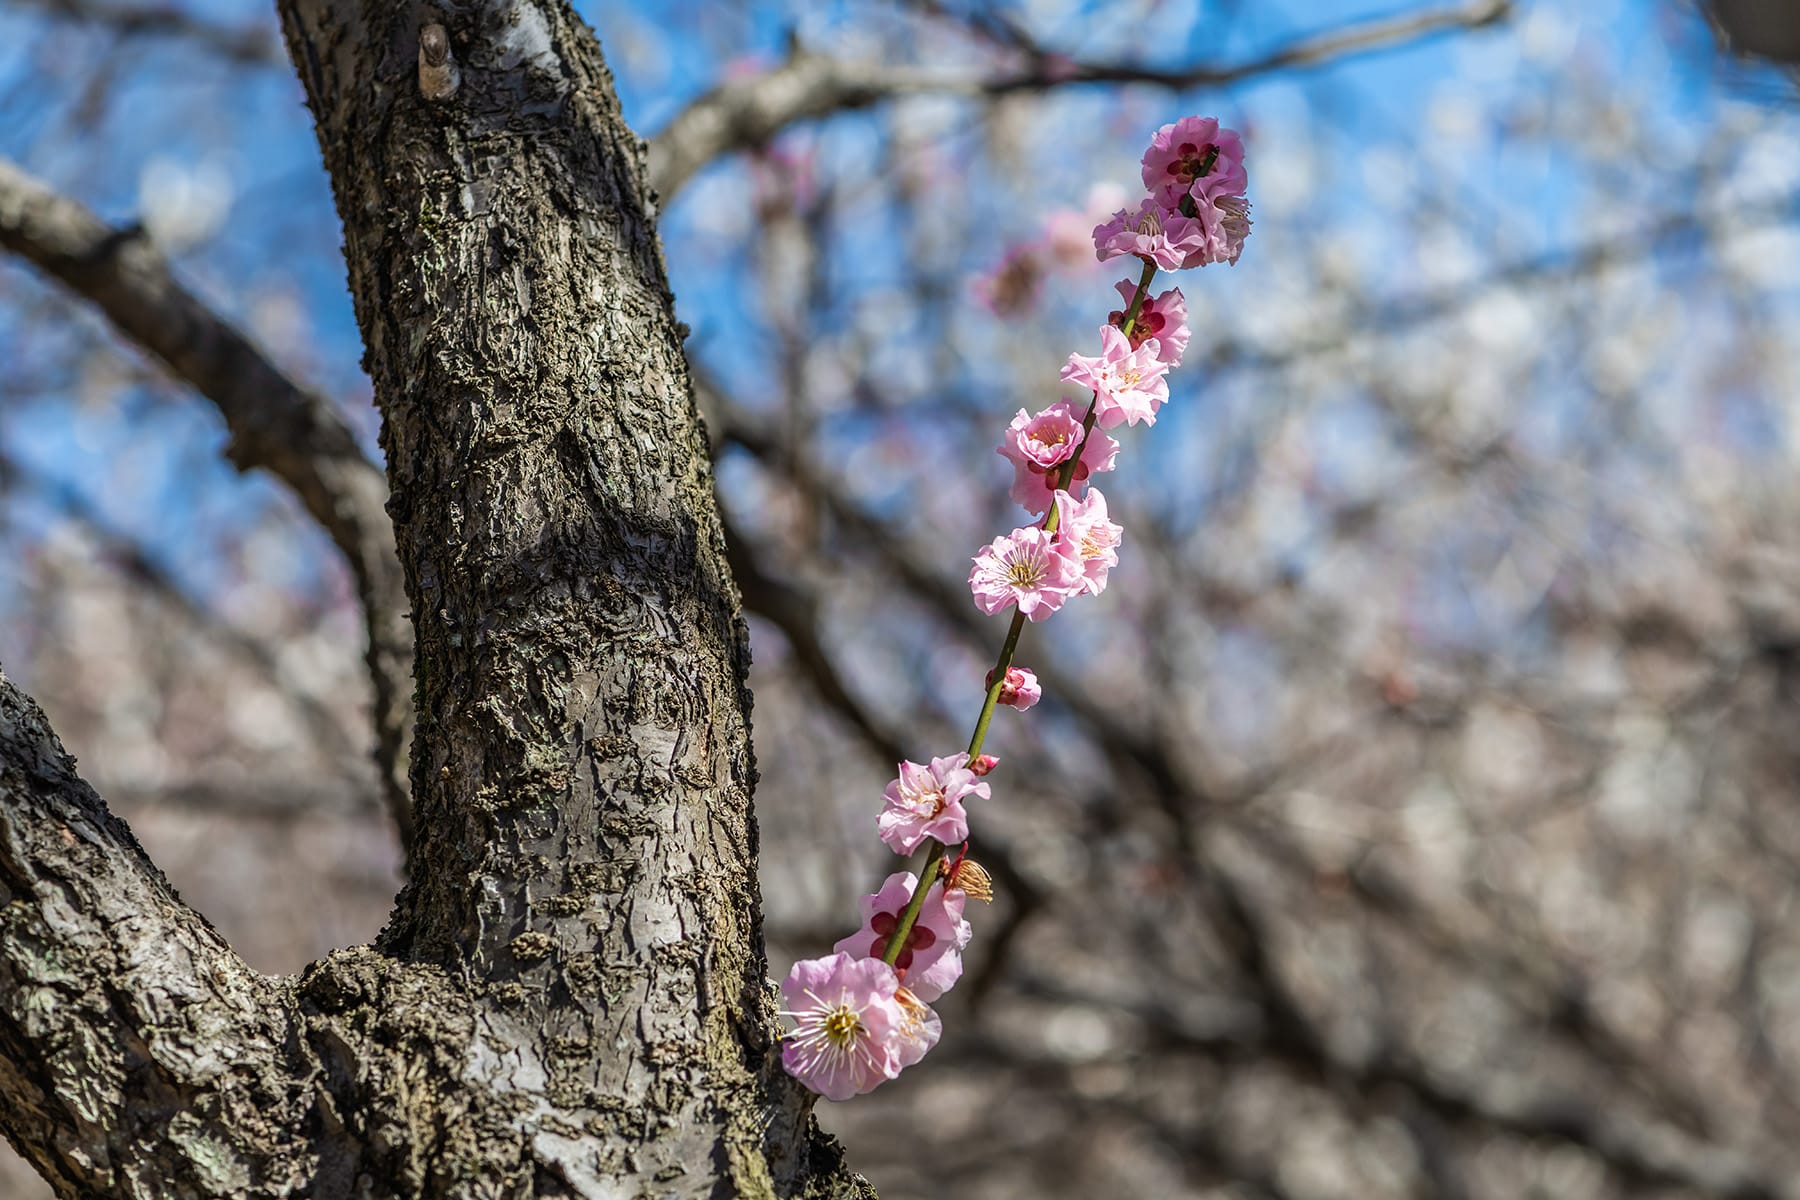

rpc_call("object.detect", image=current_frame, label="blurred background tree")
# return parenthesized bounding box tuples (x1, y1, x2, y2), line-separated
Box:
(4, 0, 1800, 1196)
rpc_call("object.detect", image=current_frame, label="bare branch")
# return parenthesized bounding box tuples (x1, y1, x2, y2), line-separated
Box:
(713, 381, 1796, 1183)
(1209, 192, 1800, 376)
(0, 159, 413, 850)
(10, 0, 282, 66)
(1707, 0, 1800, 64)
(648, 0, 1512, 199)
(0, 447, 372, 789)
(719, 504, 910, 770)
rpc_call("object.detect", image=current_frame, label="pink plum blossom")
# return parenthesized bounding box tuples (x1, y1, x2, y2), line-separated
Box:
(1188, 191, 1252, 267)
(1061, 325, 1171, 429)
(987, 665, 1042, 711)
(997, 401, 1120, 512)
(878, 754, 989, 854)
(779, 953, 908, 1100)
(1110, 281, 1190, 366)
(1054, 488, 1124, 596)
(1043, 208, 1099, 271)
(1092, 199, 1212, 271)
(974, 244, 1043, 315)
(982, 183, 1144, 314)
(834, 870, 972, 1002)
(1083, 420, 1122, 472)
(891, 988, 942, 1068)
(1044, 182, 1134, 270)
(970, 754, 999, 776)
(970, 525, 1084, 619)
(1141, 116, 1248, 207)
(1000, 403, 1083, 472)
(1138, 116, 1250, 267)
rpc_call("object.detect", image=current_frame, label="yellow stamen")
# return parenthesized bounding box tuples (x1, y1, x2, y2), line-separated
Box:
(823, 1007, 862, 1048)
(946, 859, 994, 903)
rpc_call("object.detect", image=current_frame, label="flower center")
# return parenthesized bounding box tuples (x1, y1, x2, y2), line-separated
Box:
(901, 778, 946, 818)
(1110, 305, 1166, 350)
(822, 1006, 863, 1048)
(1006, 552, 1046, 588)
(1131, 208, 1163, 236)
(1166, 141, 1220, 184)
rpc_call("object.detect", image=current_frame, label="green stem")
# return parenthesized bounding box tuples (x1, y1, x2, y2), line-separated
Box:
(1044, 259, 1156, 536)
(967, 611, 1028, 763)
(880, 258, 1160, 971)
(878, 611, 1021, 969)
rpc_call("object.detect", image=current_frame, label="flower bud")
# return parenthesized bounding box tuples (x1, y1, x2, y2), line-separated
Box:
(986, 666, 1042, 711)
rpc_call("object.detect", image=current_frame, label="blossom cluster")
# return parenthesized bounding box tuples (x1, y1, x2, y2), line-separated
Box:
(778, 116, 1248, 1102)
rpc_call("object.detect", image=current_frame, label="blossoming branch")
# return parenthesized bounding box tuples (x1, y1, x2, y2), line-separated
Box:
(779, 116, 1251, 1102)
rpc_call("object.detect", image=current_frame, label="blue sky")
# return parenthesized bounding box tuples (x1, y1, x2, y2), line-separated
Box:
(0, 0, 1792, 650)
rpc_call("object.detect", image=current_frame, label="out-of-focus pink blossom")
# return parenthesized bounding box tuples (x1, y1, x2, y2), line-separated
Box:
(970, 525, 1084, 619)
(984, 183, 1144, 311)
(987, 665, 1042, 711)
(1141, 116, 1248, 206)
(974, 245, 1044, 315)
(834, 871, 971, 1003)
(748, 142, 820, 217)
(1061, 325, 1172, 429)
(1110, 281, 1190, 366)
(1085, 181, 1131, 220)
(878, 755, 989, 854)
(1050, 183, 1139, 269)
(1054, 488, 1124, 596)
(1043, 208, 1100, 271)
(779, 953, 908, 1100)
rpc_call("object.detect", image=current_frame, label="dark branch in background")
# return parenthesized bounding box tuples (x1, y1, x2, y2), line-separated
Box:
(1207, 193, 1800, 376)
(1706, 0, 1800, 64)
(719, 506, 908, 769)
(0, 159, 414, 851)
(0, 448, 378, 820)
(11, 0, 282, 66)
(707, 381, 1796, 1194)
(647, 0, 1512, 199)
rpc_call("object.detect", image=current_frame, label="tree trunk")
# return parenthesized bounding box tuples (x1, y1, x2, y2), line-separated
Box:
(0, 1, 871, 1195)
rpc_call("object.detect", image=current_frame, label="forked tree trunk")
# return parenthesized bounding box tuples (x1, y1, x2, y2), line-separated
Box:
(0, 1, 869, 1195)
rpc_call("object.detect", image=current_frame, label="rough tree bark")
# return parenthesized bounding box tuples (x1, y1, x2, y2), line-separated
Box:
(0, 1, 870, 1195)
